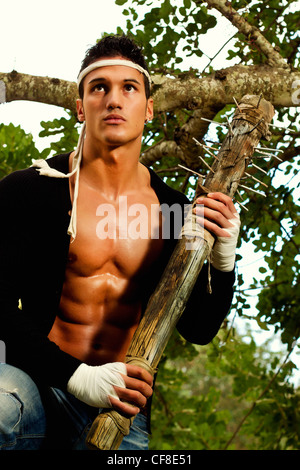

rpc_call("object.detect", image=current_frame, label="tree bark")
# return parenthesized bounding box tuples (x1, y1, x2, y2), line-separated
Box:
(0, 65, 298, 114)
(0, 71, 77, 113)
(151, 65, 299, 112)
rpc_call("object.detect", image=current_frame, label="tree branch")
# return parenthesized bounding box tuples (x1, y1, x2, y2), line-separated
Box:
(1, 65, 299, 116)
(152, 64, 299, 111)
(0, 70, 78, 114)
(199, 0, 289, 69)
(139, 140, 185, 166)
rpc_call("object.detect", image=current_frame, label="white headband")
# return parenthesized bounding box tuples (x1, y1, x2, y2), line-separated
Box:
(77, 59, 151, 89)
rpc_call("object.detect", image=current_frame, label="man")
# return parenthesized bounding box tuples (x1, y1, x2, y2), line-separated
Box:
(0, 35, 239, 450)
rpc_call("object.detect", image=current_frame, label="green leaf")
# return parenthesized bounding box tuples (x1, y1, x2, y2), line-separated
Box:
(255, 316, 270, 331)
(183, 0, 191, 8)
(259, 267, 267, 273)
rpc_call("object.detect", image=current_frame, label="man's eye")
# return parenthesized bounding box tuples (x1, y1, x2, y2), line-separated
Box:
(125, 84, 136, 92)
(93, 84, 105, 92)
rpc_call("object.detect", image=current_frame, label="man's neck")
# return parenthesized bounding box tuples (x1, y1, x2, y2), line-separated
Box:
(77, 141, 148, 201)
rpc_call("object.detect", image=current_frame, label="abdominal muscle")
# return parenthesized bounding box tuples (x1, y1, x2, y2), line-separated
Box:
(48, 268, 143, 366)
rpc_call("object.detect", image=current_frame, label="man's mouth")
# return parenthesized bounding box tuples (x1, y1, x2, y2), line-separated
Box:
(104, 114, 126, 124)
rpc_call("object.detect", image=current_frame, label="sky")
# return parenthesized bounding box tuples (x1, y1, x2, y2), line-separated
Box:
(0, 0, 299, 380)
(0, 0, 237, 145)
(0, 0, 128, 143)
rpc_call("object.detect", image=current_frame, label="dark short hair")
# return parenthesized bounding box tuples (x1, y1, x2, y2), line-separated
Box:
(78, 34, 151, 99)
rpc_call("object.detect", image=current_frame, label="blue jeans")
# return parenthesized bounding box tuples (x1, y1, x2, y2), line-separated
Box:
(0, 363, 149, 450)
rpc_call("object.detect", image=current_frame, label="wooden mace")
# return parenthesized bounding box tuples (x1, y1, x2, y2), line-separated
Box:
(85, 95, 275, 450)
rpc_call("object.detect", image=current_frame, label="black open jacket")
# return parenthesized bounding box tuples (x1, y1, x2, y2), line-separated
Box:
(0, 153, 235, 391)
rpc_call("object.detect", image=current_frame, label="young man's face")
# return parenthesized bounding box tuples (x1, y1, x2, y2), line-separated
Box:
(76, 56, 153, 150)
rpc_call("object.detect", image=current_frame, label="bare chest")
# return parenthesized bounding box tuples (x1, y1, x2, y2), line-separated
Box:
(67, 184, 164, 279)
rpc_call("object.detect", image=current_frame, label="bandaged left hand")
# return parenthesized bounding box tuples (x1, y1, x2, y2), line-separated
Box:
(193, 192, 240, 272)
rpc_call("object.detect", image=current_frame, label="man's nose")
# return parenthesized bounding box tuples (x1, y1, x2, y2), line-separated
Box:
(106, 88, 122, 110)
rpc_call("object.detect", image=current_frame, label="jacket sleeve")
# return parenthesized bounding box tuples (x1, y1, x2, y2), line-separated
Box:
(176, 263, 235, 344)
(0, 170, 81, 389)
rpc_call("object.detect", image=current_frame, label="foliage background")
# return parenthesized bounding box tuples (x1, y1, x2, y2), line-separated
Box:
(0, 0, 299, 450)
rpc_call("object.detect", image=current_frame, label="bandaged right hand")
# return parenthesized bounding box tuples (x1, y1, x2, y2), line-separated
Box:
(67, 362, 153, 415)
(67, 362, 127, 408)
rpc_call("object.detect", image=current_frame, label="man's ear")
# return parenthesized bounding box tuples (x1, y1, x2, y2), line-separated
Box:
(146, 98, 154, 123)
(76, 99, 85, 122)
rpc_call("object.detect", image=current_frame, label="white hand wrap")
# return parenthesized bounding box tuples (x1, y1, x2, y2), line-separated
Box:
(211, 212, 240, 272)
(67, 362, 127, 408)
